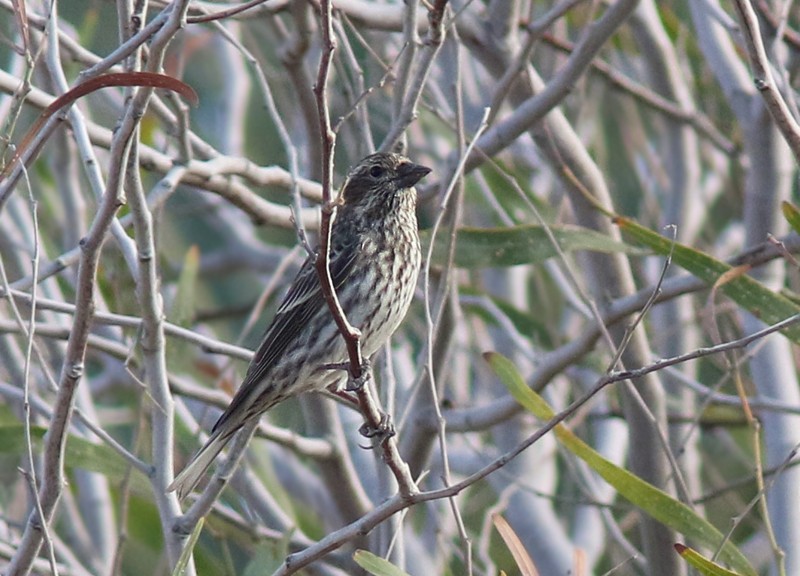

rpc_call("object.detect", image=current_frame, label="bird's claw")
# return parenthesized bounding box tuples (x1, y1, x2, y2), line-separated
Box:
(346, 359, 371, 391)
(359, 412, 395, 447)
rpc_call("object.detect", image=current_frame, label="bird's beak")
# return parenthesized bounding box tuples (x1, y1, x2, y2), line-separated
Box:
(394, 162, 432, 188)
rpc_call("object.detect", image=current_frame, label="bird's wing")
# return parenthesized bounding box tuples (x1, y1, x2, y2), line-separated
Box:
(253, 234, 359, 372)
(211, 234, 359, 433)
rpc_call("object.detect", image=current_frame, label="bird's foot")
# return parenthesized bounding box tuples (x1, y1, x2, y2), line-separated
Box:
(320, 361, 350, 372)
(359, 412, 396, 447)
(320, 359, 371, 390)
(346, 359, 371, 391)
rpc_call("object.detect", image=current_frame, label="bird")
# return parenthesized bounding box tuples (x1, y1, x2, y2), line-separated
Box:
(169, 152, 431, 500)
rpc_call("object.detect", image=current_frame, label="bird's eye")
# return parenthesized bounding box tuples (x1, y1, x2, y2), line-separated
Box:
(369, 165, 385, 178)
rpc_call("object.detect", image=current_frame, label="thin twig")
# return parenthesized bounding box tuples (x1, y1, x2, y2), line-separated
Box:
(379, 0, 448, 152)
(0, 169, 58, 575)
(6, 1, 194, 571)
(731, 0, 800, 163)
(276, 307, 800, 573)
(312, 0, 365, 379)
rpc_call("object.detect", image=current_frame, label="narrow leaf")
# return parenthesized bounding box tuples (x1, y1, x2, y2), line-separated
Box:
(616, 216, 800, 343)
(2, 72, 198, 179)
(781, 201, 800, 236)
(353, 550, 412, 576)
(171, 519, 204, 576)
(0, 425, 151, 495)
(485, 353, 757, 576)
(170, 245, 201, 327)
(242, 541, 285, 576)
(493, 513, 540, 576)
(423, 225, 639, 269)
(674, 543, 745, 576)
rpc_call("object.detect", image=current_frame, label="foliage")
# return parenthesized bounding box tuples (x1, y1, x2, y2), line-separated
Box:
(1, 0, 800, 575)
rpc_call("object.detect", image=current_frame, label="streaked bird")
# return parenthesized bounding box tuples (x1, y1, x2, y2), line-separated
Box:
(169, 152, 430, 499)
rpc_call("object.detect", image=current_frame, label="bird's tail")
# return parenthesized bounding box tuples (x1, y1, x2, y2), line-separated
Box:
(168, 430, 229, 501)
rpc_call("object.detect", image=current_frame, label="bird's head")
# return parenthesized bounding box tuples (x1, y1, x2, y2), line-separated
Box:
(339, 153, 431, 209)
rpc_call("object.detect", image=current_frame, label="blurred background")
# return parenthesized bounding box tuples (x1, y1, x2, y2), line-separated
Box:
(2, 0, 800, 574)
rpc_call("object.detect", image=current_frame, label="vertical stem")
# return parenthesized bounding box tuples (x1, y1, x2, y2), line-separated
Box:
(312, 0, 364, 378)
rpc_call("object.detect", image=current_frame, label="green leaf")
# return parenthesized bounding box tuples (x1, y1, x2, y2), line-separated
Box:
(168, 245, 201, 372)
(781, 201, 800, 236)
(459, 288, 554, 348)
(353, 550, 412, 576)
(422, 225, 640, 269)
(675, 543, 746, 576)
(170, 244, 201, 327)
(242, 540, 286, 576)
(485, 353, 757, 576)
(171, 518, 204, 576)
(493, 513, 539, 575)
(0, 423, 46, 453)
(466, 163, 555, 225)
(0, 425, 151, 496)
(616, 216, 800, 343)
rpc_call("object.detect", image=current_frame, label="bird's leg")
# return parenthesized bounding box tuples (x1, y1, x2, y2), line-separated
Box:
(346, 358, 371, 391)
(359, 411, 396, 447)
(319, 358, 371, 390)
(324, 358, 392, 445)
(331, 387, 359, 407)
(320, 361, 350, 371)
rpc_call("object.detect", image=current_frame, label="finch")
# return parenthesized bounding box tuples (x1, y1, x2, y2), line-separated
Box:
(169, 152, 430, 499)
